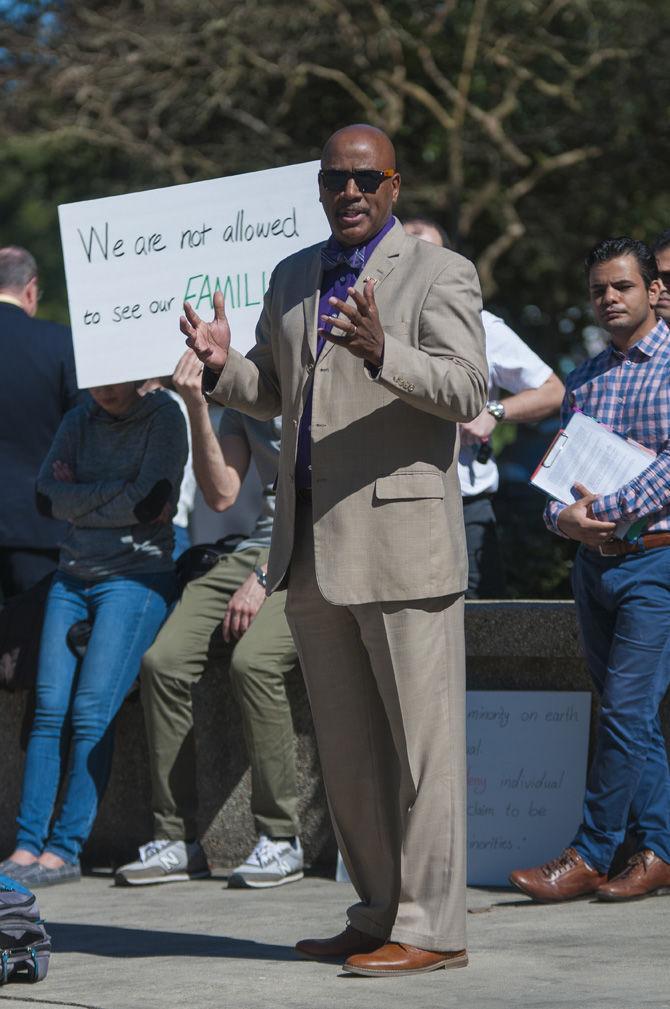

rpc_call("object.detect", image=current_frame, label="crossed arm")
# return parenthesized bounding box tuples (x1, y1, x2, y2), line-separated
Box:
(36, 417, 125, 522)
(36, 407, 188, 527)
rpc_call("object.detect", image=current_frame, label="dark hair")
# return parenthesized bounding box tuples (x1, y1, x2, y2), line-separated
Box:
(651, 228, 670, 255)
(584, 237, 659, 289)
(0, 246, 38, 292)
(404, 218, 452, 249)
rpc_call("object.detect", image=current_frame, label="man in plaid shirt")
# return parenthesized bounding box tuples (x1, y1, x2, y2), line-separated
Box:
(510, 237, 670, 903)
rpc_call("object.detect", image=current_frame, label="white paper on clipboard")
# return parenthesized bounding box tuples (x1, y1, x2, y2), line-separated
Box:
(530, 413, 655, 536)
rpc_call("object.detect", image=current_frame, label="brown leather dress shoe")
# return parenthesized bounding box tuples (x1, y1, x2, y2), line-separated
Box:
(344, 942, 468, 977)
(596, 849, 670, 902)
(295, 924, 385, 961)
(509, 847, 607, 902)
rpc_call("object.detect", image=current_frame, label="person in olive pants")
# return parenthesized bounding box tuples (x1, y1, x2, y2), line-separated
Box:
(116, 351, 304, 889)
(141, 547, 299, 846)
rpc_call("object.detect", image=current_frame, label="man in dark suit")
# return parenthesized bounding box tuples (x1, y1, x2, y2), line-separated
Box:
(0, 246, 79, 598)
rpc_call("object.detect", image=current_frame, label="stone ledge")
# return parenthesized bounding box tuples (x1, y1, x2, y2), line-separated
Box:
(465, 600, 582, 658)
(1, 600, 667, 870)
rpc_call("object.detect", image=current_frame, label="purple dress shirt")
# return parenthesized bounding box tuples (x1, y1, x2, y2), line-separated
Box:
(295, 216, 396, 490)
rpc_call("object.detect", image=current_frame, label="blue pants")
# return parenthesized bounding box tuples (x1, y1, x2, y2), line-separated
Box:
(171, 523, 191, 561)
(16, 570, 176, 864)
(571, 547, 670, 873)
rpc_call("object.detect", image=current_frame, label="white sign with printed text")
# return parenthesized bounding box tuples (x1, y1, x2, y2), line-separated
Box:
(467, 690, 591, 886)
(58, 161, 325, 388)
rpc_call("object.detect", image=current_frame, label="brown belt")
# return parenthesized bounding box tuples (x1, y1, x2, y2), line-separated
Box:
(591, 533, 670, 556)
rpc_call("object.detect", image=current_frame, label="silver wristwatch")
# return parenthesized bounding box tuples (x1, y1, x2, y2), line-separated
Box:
(486, 400, 505, 422)
(254, 565, 268, 589)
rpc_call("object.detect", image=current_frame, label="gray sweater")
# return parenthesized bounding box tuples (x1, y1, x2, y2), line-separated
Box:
(36, 390, 188, 580)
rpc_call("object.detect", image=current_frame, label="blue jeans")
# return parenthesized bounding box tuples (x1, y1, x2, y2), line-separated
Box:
(172, 523, 191, 561)
(571, 546, 670, 872)
(16, 570, 176, 863)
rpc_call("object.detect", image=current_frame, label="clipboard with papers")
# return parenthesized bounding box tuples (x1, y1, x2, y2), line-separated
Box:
(530, 412, 656, 538)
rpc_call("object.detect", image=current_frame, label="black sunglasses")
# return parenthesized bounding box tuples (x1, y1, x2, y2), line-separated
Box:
(318, 168, 396, 194)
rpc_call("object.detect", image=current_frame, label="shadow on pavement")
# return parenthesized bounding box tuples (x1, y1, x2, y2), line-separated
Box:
(48, 922, 298, 961)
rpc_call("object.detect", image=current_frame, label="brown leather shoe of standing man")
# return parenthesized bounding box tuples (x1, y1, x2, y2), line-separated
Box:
(295, 924, 385, 961)
(343, 942, 468, 977)
(509, 847, 607, 902)
(596, 849, 670, 902)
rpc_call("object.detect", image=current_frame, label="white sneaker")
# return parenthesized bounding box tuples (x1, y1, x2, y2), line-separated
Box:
(228, 835, 304, 889)
(115, 839, 210, 886)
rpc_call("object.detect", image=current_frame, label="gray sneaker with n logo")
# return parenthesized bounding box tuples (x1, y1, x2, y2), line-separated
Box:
(228, 835, 304, 889)
(115, 840, 210, 886)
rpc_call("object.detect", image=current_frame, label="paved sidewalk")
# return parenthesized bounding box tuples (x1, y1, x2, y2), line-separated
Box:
(0, 871, 667, 1009)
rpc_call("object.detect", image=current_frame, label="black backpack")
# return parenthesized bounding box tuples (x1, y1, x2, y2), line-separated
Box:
(0, 875, 50, 984)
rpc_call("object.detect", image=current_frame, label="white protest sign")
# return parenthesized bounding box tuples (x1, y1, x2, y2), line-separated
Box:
(58, 161, 326, 388)
(467, 690, 591, 886)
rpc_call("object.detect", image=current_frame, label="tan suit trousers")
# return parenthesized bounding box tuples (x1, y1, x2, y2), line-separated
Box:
(286, 502, 466, 951)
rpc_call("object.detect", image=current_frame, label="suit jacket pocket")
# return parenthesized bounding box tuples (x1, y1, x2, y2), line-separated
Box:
(382, 323, 409, 337)
(374, 472, 445, 501)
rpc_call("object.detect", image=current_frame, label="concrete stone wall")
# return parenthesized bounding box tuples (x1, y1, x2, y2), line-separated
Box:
(0, 665, 334, 871)
(1, 601, 668, 870)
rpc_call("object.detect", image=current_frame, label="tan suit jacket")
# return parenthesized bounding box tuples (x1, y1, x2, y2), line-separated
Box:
(208, 220, 487, 604)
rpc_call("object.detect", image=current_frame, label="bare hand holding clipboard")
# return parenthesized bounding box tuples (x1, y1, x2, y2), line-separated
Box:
(531, 413, 655, 538)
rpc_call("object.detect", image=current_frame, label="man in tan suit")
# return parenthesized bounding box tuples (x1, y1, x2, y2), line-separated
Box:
(182, 124, 487, 977)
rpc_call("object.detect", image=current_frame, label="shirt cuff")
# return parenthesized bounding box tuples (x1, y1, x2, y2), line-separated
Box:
(590, 493, 621, 523)
(363, 344, 385, 381)
(544, 501, 569, 537)
(202, 366, 221, 394)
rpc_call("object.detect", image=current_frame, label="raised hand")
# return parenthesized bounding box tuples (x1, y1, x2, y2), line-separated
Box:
(320, 277, 384, 368)
(180, 290, 231, 373)
(172, 349, 207, 410)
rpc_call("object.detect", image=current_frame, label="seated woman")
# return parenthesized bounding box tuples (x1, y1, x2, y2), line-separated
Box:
(0, 381, 188, 886)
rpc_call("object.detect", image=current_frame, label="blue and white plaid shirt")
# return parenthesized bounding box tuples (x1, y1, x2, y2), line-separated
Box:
(545, 318, 670, 536)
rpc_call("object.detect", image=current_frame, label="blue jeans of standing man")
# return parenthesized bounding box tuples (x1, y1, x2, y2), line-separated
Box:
(571, 546, 670, 873)
(16, 570, 176, 864)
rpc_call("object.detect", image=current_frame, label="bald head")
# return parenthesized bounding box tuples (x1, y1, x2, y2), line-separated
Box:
(0, 247, 37, 292)
(321, 124, 396, 169)
(0, 246, 39, 317)
(318, 124, 400, 247)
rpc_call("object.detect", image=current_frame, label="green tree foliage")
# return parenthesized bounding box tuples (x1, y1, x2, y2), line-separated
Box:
(2, 0, 668, 328)
(1, 0, 668, 595)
